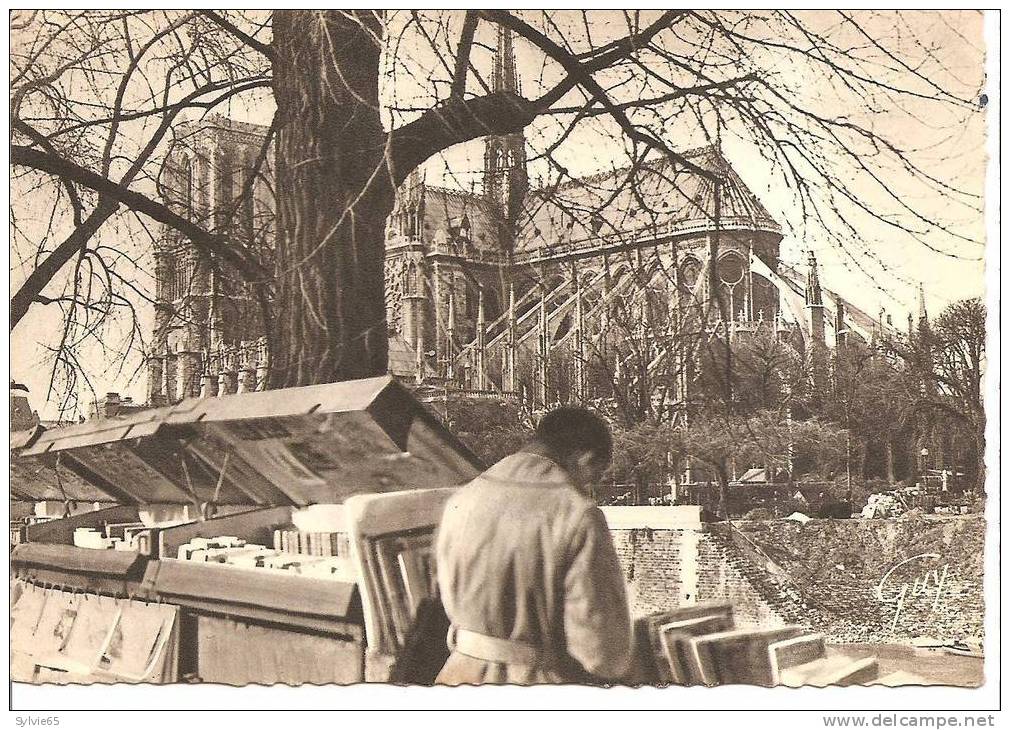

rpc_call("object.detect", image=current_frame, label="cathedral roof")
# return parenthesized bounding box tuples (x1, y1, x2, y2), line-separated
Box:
(513, 146, 780, 258)
(403, 145, 781, 261)
(420, 186, 500, 255)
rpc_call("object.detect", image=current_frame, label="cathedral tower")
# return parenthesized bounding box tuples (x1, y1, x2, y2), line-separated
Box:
(484, 26, 528, 252)
(805, 250, 827, 392)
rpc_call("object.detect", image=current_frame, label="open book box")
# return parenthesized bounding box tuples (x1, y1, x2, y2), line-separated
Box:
(10, 375, 481, 685)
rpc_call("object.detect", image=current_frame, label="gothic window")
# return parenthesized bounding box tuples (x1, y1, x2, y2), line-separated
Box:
(547, 274, 567, 293)
(483, 288, 501, 321)
(465, 280, 479, 320)
(677, 255, 703, 312)
(610, 292, 634, 323)
(574, 286, 599, 338)
(678, 255, 702, 288)
(717, 251, 748, 320)
(645, 286, 671, 330)
(751, 273, 778, 322)
(215, 148, 234, 232)
(406, 261, 421, 295)
(718, 252, 746, 286)
(182, 155, 194, 219)
(163, 261, 177, 302)
(194, 153, 209, 217)
(554, 311, 573, 340)
(242, 147, 256, 239)
(184, 255, 196, 296)
(384, 258, 405, 335)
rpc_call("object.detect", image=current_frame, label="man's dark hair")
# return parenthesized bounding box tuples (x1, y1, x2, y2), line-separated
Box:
(534, 406, 613, 465)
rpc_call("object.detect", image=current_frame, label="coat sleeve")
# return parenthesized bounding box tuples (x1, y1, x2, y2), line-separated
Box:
(562, 504, 633, 679)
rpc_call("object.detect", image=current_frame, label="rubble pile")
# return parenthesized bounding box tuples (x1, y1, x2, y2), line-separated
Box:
(729, 515, 984, 644)
(861, 492, 904, 519)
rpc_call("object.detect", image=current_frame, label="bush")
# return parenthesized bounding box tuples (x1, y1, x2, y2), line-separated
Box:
(742, 507, 776, 521)
(816, 502, 854, 519)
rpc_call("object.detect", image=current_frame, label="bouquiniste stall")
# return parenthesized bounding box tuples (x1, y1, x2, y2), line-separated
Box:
(10, 375, 481, 685)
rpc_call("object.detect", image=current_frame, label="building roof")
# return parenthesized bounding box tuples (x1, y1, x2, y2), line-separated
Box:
(514, 146, 780, 257)
(421, 186, 500, 256)
(738, 467, 768, 483)
(398, 145, 781, 261)
(388, 333, 419, 378)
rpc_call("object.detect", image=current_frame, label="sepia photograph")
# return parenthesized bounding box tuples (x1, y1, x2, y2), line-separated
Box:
(7, 7, 998, 714)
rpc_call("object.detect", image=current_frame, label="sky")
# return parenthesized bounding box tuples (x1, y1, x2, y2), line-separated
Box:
(9, 10, 991, 420)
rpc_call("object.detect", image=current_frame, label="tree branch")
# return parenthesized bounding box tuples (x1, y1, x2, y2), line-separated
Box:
(481, 10, 718, 182)
(12, 120, 84, 226)
(450, 11, 479, 99)
(11, 202, 115, 330)
(389, 92, 537, 185)
(11, 145, 271, 297)
(389, 9, 692, 185)
(198, 10, 275, 62)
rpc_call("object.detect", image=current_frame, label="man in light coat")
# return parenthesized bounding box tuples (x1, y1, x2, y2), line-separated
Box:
(434, 406, 633, 685)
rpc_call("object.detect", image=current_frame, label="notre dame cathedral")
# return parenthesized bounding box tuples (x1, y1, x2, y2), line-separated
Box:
(148, 29, 900, 421)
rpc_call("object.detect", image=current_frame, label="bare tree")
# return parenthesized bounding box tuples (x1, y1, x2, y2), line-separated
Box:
(883, 298, 986, 490)
(10, 10, 984, 409)
(10, 10, 270, 410)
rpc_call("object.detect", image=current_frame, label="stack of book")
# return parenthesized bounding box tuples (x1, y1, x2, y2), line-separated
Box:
(72, 524, 146, 551)
(173, 533, 355, 582)
(633, 602, 892, 687)
(272, 528, 350, 557)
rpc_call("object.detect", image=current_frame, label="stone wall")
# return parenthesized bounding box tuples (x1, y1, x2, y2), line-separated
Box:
(695, 530, 794, 629)
(605, 513, 985, 644)
(611, 529, 688, 617)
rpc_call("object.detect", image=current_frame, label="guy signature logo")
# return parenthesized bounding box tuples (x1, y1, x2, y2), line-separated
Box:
(875, 553, 950, 632)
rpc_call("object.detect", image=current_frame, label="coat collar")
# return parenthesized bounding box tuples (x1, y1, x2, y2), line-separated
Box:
(478, 451, 572, 487)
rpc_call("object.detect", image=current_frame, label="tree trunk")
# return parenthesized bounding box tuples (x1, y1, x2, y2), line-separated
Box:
(716, 462, 730, 519)
(973, 426, 986, 494)
(270, 11, 395, 388)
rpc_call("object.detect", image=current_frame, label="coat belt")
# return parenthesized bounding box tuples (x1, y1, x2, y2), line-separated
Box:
(452, 627, 546, 667)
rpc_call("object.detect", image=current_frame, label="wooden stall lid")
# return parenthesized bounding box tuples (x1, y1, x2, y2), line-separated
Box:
(14, 404, 191, 505)
(156, 505, 293, 558)
(10, 376, 483, 508)
(9, 456, 120, 503)
(11, 422, 122, 503)
(11, 543, 147, 579)
(145, 559, 360, 622)
(22, 504, 141, 546)
(11, 425, 43, 451)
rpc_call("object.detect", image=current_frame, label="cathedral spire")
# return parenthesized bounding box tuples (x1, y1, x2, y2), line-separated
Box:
(805, 251, 826, 385)
(493, 26, 519, 95)
(805, 250, 823, 308)
(917, 282, 928, 326)
(484, 26, 528, 251)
